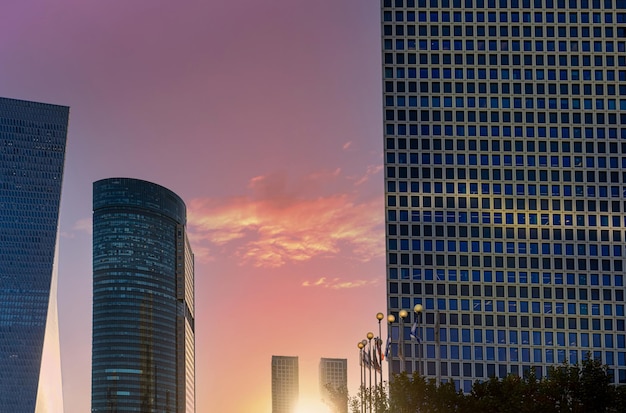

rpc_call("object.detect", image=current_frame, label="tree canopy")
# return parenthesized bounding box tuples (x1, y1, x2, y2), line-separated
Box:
(350, 356, 626, 413)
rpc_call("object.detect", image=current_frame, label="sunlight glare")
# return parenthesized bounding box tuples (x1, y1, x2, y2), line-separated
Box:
(295, 397, 333, 413)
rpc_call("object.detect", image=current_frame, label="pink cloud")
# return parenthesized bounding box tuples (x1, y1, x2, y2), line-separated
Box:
(187, 170, 384, 267)
(352, 164, 383, 186)
(62, 218, 92, 238)
(301, 276, 377, 289)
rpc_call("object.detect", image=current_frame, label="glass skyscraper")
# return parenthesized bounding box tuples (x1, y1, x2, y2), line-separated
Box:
(0, 97, 69, 412)
(91, 178, 195, 412)
(382, 0, 626, 392)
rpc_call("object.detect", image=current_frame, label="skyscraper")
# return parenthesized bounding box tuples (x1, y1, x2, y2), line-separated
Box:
(382, 0, 626, 391)
(0, 97, 69, 413)
(91, 178, 195, 412)
(271, 355, 299, 413)
(319, 357, 347, 411)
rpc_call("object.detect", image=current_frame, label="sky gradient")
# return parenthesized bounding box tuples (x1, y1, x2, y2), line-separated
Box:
(1, 1, 384, 411)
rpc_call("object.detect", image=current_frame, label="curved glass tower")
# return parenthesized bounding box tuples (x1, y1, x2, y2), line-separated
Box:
(92, 178, 195, 413)
(0, 97, 68, 413)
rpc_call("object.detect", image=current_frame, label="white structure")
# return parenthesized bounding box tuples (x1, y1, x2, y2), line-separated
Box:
(272, 356, 299, 413)
(319, 357, 347, 409)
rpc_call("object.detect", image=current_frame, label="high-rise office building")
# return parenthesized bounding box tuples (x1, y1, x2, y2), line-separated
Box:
(382, 0, 626, 391)
(271, 355, 299, 413)
(91, 178, 195, 412)
(0, 97, 69, 413)
(319, 358, 347, 410)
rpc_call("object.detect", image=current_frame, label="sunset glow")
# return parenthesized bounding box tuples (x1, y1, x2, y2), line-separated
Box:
(0, 0, 384, 411)
(295, 398, 333, 413)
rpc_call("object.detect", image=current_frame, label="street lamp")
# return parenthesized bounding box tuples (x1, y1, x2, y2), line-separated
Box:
(414, 304, 423, 375)
(375, 312, 385, 412)
(361, 339, 368, 413)
(376, 313, 384, 380)
(386, 314, 395, 375)
(367, 332, 374, 413)
(358, 341, 365, 413)
(398, 309, 408, 373)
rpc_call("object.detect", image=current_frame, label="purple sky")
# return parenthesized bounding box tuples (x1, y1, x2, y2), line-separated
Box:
(1, 1, 385, 411)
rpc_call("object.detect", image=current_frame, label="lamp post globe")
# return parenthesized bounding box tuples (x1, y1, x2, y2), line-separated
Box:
(367, 332, 374, 340)
(376, 312, 384, 321)
(414, 304, 423, 314)
(387, 314, 395, 323)
(399, 309, 408, 319)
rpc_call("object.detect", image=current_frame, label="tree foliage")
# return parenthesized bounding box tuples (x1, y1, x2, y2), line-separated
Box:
(351, 356, 626, 413)
(324, 383, 349, 413)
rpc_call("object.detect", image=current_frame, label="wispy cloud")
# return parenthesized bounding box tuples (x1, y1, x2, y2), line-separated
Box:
(74, 218, 92, 234)
(187, 169, 383, 267)
(301, 277, 377, 289)
(62, 217, 92, 238)
(353, 164, 383, 186)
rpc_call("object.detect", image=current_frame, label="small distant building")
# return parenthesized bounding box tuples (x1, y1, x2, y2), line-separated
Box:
(272, 355, 299, 413)
(319, 357, 347, 410)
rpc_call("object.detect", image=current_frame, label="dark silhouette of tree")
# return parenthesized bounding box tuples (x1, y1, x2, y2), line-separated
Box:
(323, 383, 349, 413)
(351, 355, 624, 412)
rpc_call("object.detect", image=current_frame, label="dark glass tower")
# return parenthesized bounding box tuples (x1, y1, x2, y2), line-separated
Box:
(383, 0, 626, 391)
(92, 178, 195, 413)
(0, 97, 68, 413)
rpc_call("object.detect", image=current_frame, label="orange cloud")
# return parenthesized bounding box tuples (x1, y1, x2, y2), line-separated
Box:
(187, 171, 384, 267)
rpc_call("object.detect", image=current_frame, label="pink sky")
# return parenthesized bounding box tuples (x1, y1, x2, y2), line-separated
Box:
(0, 1, 385, 411)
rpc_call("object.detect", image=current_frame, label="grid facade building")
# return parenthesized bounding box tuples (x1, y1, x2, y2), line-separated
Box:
(382, 0, 626, 392)
(0, 97, 69, 412)
(91, 178, 195, 412)
(271, 355, 299, 413)
(319, 358, 347, 409)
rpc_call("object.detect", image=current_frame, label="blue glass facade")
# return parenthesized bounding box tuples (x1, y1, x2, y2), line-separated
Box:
(382, 0, 626, 391)
(0, 97, 69, 412)
(92, 178, 195, 413)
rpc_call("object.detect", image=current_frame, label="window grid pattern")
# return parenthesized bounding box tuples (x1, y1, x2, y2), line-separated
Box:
(272, 356, 299, 413)
(382, 0, 626, 391)
(319, 358, 348, 407)
(91, 178, 195, 412)
(0, 97, 68, 412)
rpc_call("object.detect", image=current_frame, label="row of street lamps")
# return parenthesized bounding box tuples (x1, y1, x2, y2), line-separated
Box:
(357, 306, 424, 413)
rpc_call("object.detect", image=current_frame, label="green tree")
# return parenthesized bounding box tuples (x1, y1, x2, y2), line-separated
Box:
(348, 396, 360, 413)
(373, 382, 390, 413)
(388, 371, 426, 413)
(345, 354, 623, 412)
(542, 356, 616, 413)
(323, 383, 349, 413)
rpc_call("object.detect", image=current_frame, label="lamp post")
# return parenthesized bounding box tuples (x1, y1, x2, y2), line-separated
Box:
(414, 304, 423, 375)
(367, 332, 374, 413)
(386, 314, 395, 376)
(358, 341, 365, 413)
(398, 309, 408, 373)
(376, 313, 384, 389)
(361, 339, 368, 413)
